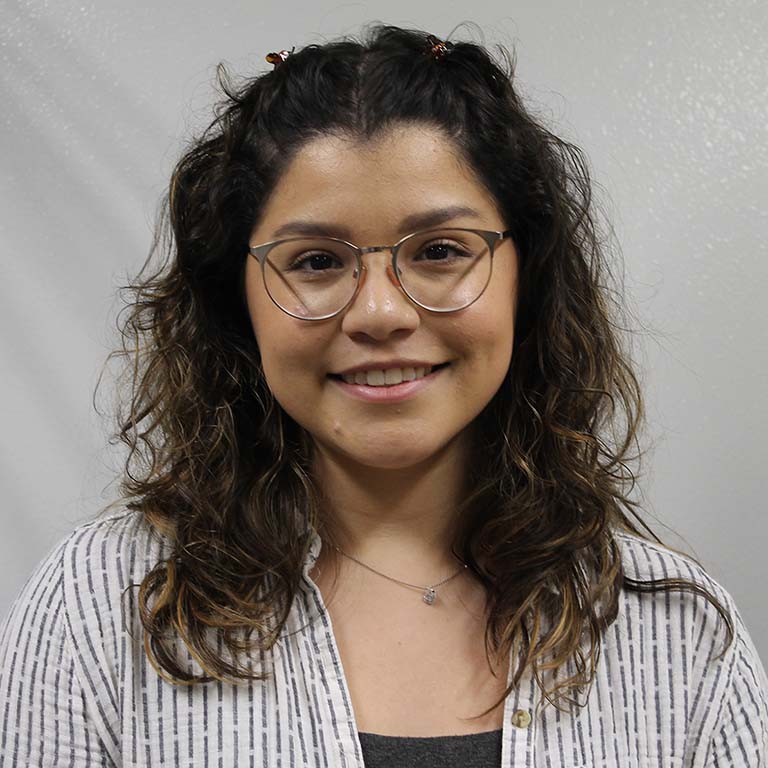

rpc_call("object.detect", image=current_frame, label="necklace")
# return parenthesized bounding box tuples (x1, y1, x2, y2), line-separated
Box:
(330, 543, 468, 605)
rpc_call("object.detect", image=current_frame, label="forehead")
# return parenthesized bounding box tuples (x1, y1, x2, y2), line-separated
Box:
(254, 124, 504, 237)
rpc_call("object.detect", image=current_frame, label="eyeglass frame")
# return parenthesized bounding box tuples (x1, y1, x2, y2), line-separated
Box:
(247, 226, 516, 321)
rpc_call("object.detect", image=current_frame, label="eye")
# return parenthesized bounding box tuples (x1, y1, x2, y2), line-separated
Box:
(287, 251, 344, 272)
(415, 240, 473, 261)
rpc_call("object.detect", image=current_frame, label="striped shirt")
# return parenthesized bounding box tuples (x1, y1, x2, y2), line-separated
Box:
(1, 509, 766, 767)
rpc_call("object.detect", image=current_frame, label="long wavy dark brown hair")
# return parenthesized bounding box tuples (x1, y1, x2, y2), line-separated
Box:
(96, 22, 733, 719)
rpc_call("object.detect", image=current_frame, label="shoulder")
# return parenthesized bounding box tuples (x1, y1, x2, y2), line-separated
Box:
(58, 509, 174, 650)
(16, 508, 173, 613)
(2, 508, 172, 671)
(0, 509, 171, 762)
(609, 530, 768, 760)
(613, 528, 727, 593)
(58, 507, 172, 595)
(612, 529, 746, 661)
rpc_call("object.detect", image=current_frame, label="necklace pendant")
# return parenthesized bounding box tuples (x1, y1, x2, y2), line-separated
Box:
(422, 587, 437, 605)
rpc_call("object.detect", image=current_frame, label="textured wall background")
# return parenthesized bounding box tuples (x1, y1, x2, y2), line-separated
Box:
(2, 1, 766, 662)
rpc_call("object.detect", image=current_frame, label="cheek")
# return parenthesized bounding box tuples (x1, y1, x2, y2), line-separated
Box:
(258, 350, 315, 430)
(455, 300, 515, 368)
(454, 309, 515, 406)
(245, 269, 307, 382)
(256, 330, 328, 415)
(260, 341, 305, 391)
(482, 266, 517, 370)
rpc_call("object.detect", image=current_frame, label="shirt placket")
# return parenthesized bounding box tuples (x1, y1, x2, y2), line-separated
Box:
(302, 536, 367, 768)
(500, 654, 539, 768)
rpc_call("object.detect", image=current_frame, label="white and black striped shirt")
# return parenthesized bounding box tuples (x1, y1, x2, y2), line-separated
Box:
(1, 510, 766, 766)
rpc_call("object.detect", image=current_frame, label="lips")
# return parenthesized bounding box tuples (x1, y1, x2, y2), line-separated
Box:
(328, 362, 450, 403)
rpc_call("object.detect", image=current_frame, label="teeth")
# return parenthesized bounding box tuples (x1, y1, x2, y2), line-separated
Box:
(341, 366, 433, 386)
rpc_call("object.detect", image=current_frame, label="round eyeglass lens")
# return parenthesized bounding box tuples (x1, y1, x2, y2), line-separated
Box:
(398, 229, 492, 312)
(262, 230, 493, 319)
(263, 238, 358, 319)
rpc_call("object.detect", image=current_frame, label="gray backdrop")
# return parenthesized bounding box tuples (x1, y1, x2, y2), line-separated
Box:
(2, 1, 766, 664)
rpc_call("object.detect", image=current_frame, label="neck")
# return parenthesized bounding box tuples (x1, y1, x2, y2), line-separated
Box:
(309, 437, 471, 582)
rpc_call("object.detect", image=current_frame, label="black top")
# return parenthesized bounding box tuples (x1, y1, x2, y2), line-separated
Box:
(358, 728, 503, 768)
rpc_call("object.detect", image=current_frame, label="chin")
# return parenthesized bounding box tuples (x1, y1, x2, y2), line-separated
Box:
(347, 430, 465, 469)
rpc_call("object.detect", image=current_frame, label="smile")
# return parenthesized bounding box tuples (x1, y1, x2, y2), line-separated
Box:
(327, 363, 450, 403)
(334, 363, 448, 387)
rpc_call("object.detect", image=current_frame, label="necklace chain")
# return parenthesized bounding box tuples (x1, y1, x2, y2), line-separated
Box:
(330, 543, 468, 605)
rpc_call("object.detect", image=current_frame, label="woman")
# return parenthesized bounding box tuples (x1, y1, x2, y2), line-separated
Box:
(1, 23, 766, 768)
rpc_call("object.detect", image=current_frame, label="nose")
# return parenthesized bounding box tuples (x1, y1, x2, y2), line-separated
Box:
(340, 250, 420, 334)
(355, 250, 402, 292)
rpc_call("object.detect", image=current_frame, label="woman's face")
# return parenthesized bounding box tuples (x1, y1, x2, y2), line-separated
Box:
(245, 123, 518, 472)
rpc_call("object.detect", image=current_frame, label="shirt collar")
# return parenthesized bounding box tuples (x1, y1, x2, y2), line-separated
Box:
(302, 522, 323, 578)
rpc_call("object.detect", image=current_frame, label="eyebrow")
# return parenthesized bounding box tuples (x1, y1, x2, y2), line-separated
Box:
(271, 205, 484, 240)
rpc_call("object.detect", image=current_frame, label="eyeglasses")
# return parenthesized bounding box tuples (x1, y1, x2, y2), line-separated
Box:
(247, 227, 515, 321)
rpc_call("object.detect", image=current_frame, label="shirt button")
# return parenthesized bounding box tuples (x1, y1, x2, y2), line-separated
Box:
(511, 709, 531, 728)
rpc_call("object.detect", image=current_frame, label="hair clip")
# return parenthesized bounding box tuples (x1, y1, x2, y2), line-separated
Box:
(265, 47, 295, 69)
(425, 34, 454, 61)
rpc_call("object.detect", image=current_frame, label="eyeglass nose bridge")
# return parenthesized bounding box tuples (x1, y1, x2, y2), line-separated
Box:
(352, 245, 404, 291)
